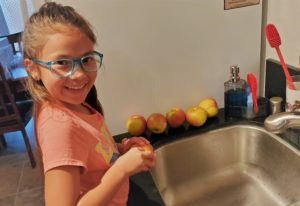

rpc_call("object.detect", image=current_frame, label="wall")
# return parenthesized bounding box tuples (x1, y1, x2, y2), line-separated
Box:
(51, 0, 262, 135)
(31, 0, 44, 13)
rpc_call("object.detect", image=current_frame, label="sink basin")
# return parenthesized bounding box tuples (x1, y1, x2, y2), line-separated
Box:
(150, 124, 300, 206)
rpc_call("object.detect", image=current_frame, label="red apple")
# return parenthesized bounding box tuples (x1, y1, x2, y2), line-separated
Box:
(166, 107, 186, 128)
(147, 113, 167, 134)
(126, 115, 147, 136)
(131, 143, 154, 153)
(186, 106, 207, 127)
(199, 97, 219, 117)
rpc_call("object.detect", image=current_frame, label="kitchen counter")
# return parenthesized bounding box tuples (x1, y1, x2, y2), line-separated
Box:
(113, 59, 300, 205)
(114, 109, 276, 206)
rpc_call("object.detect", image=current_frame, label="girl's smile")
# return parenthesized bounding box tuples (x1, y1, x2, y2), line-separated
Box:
(64, 80, 89, 93)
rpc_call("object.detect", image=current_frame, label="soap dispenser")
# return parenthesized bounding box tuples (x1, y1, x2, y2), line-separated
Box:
(224, 65, 247, 118)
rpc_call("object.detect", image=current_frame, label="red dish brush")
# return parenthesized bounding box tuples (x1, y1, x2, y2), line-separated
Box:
(247, 73, 258, 113)
(265, 23, 295, 90)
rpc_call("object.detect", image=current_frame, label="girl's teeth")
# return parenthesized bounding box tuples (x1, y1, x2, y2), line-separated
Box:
(67, 84, 85, 90)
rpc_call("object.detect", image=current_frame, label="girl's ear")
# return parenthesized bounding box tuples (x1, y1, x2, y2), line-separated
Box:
(24, 58, 40, 80)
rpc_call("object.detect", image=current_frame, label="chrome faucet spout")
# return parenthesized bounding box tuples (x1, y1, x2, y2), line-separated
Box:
(264, 112, 300, 133)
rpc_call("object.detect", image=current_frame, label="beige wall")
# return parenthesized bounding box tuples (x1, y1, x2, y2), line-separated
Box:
(49, 0, 263, 135)
(31, 0, 44, 9)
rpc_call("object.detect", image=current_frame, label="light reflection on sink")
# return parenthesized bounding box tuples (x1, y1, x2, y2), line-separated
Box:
(150, 124, 300, 206)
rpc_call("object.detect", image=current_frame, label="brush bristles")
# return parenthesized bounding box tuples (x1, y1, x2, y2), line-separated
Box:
(265, 24, 282, 48)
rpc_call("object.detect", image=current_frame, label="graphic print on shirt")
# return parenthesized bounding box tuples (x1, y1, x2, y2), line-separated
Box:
(95, 139, 113, 165)
(95, 124, 120, 165)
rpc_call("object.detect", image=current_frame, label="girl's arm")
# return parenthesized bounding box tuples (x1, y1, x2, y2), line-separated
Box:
(77, 147, 155, 206)
(44, 147, 155, 206)
(44, 166, 81, 206)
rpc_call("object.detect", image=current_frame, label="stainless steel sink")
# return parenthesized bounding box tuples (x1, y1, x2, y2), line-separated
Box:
(150, 124, 300, 206)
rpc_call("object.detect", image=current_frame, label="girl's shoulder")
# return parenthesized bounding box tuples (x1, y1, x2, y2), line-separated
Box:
(38, 101, 104, 127)
(39, 102, 74, 123)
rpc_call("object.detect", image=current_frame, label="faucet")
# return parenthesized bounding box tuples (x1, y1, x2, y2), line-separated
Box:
(264, 112, 300, 133)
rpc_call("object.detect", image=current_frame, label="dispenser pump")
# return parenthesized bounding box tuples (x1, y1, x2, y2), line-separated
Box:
(230, 65, 240, 83)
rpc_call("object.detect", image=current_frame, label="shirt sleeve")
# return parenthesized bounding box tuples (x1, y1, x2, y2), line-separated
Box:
(38, 111, 89, 174)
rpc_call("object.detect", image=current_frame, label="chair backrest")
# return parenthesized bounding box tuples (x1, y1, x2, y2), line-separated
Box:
(0, 62, 24, 133)
(0, 62, 36, 168)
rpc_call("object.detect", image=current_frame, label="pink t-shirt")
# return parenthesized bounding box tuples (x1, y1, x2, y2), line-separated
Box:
(37, 102, 129, 206)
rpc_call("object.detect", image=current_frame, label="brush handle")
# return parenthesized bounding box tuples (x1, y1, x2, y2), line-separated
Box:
(251, 85, 258, 113)
(250, 76, 258, 113)
(275, 47, 295, 90)
(253, 96, 258, 113)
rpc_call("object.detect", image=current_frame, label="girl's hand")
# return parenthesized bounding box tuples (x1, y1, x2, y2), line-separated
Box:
(118, 137, 150, 154)
(114, 147, 156, 177)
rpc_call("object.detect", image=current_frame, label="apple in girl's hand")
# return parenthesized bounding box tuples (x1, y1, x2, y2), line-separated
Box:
(186, 106, 207, 127)
(147, 113, 167, 134)
(131, 143, 154, 153)
(126, 115, 147, 136)
(141, 144, 153, 153)
(166, 107, 186, 128)
(199, 98, 219, 117)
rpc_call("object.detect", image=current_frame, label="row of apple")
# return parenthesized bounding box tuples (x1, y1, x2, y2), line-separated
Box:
(125, 97, 219, 136)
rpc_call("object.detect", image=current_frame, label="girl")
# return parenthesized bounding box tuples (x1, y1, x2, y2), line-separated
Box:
(23, 2, 155, 206)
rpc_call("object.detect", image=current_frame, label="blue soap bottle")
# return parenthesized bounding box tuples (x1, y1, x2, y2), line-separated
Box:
(224, 65, 247, 118)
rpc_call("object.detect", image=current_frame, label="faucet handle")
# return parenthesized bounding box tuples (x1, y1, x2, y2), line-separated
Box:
(264, 112, 300, 133)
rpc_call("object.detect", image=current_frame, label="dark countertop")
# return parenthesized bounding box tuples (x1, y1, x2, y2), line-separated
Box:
(115, 109, 276, 206)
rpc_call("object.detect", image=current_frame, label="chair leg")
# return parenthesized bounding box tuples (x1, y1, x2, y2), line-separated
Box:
(20, 129, 36, 168)
(0, 134, 7, 149)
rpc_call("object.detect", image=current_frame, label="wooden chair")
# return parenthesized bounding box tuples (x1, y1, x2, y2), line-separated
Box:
(0, 63, 36, 168)
(6, 32, 23, 54)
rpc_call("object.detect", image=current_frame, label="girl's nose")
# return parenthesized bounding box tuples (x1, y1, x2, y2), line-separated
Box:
(69, 63, 86, 79)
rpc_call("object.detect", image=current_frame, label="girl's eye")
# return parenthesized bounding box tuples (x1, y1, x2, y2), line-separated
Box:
(82, 56, 94, 64)
(54, 60, 72, 66)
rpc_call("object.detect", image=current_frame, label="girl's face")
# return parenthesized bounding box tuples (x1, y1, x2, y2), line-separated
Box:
(35, 26, 97, 110)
